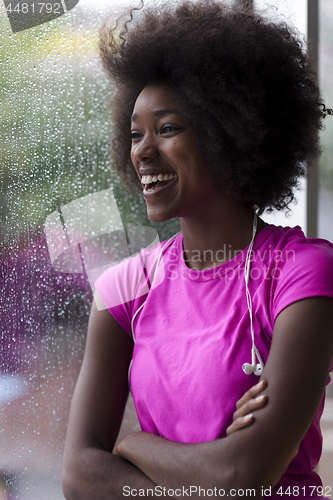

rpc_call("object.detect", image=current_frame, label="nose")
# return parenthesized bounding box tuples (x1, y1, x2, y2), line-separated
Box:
(131, 134, 159, 164)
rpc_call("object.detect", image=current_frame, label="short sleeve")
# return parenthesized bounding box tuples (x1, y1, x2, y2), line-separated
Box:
(94, 242, 167, 336)
(271, 237, 333, 325)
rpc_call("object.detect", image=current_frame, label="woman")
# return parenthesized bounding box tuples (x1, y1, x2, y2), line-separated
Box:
(62, 1, 333, 498)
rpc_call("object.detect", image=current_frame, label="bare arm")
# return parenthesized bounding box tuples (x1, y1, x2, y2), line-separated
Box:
(113, 297, 333, 497)
(61, 299, 173, 500)
(226, 379, 299, 488)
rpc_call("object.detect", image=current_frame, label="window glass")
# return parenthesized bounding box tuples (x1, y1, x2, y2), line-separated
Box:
(0, 1, 179, 497)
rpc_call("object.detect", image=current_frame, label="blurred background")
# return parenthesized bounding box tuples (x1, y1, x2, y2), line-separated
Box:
(0, 0, 332, 497)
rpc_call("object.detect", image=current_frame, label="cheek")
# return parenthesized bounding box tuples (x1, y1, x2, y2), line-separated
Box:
(164, 138, 185, 157)
(175, 151, 200, 174)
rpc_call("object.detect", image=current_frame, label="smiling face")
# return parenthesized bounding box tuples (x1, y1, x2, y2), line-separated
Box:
(130, 83, 225, 222)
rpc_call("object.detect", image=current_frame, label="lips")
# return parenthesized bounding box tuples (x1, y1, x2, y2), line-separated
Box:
(142, 173, 178, 195)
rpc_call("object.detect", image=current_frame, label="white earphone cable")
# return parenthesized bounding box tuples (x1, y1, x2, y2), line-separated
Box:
(244, 213, 257, 348)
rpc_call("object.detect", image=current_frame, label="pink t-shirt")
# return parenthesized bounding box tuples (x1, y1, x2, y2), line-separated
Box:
(95, 224, 333, 498)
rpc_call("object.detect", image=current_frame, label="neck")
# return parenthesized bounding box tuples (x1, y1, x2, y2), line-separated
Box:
(180, 198, 266, 271)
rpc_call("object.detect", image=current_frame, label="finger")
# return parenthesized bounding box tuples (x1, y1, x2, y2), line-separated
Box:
(235, 379, 267, 410)
(235, 379, 267, 409)
(226, 414, 254, 436)
(233, 394, 267, 421)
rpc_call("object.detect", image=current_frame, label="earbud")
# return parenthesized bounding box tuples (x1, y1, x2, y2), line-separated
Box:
(254, 363, 263, 376)
(242, 348, 264, 376)
(242, 348, 256, 375)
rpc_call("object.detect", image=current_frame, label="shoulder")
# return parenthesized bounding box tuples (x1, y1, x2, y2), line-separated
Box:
(256, 223, 333, 268)
(263, 225, 333, 322)
(267, 224, 333, 276)
(94, 232, 182, 310)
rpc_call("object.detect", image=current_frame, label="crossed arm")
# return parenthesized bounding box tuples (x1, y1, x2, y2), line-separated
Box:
(62, 296, 333, 499)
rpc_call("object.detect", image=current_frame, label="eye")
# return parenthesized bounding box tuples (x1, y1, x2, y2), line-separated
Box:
(130, 130, 142, 141)
(160, 124, 181, 135)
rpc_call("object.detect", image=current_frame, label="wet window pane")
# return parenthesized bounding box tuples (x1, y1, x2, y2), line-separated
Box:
(0, 1, 179, 497)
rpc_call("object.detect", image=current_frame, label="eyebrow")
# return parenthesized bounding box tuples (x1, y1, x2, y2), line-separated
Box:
(130, 109, 178, 122)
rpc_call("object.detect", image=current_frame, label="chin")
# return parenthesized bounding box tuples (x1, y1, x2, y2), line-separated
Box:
(147, 207, 175, 223)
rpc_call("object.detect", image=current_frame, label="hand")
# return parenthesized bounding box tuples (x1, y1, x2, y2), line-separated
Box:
(226, 379, 268, 436)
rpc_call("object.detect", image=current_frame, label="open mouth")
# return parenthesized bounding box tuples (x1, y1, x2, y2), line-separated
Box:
(141, 173, 177, 193)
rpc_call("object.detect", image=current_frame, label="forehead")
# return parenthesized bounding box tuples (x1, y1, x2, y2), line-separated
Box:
(132, 83, 177, 116)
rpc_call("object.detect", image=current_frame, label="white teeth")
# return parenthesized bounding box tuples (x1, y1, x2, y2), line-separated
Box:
(141, 173, 176, 185)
